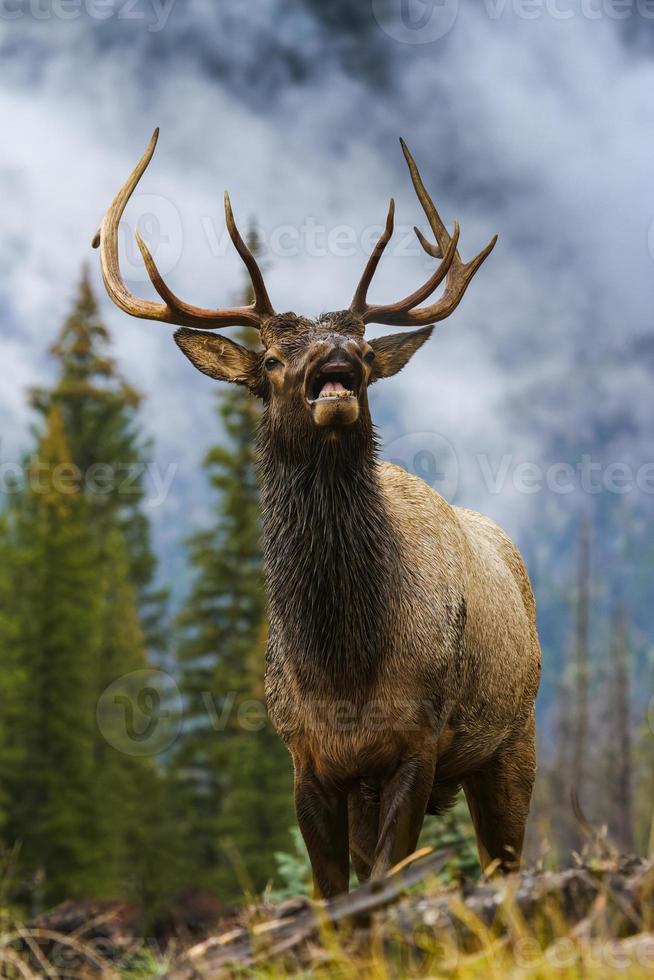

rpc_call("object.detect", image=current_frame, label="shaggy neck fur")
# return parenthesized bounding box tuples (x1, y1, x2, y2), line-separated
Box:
(257, 411, 400, 693)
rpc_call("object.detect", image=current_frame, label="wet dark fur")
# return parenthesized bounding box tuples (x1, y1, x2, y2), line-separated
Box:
(258, 411, 400, 694)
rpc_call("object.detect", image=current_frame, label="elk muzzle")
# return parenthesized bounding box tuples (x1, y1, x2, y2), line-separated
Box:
(305, 346, 363, 428)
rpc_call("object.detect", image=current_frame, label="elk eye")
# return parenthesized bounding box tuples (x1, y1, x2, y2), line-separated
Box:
(265, 357, 281, 371)
(364, 350, 375, 364)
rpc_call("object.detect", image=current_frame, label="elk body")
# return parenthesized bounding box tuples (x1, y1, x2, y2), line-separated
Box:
(94, 132, 541, 897)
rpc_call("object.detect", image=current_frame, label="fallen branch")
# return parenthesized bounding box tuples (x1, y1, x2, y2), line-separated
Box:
(164, 850, 453, 979)
(164, 853, 654, 979)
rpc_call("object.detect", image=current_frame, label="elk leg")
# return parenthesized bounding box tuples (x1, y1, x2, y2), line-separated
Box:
(370, 753, 436, 879)
(294, 767, 349, 898)
(462, 717, 536, 873)
(348, 782, 380, 883)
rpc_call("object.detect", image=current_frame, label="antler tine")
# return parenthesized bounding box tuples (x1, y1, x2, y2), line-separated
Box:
(350, 198, 395, 316)
(351, 139, 497, 329)
(224, 192, 275, 317)
(92, 129, 272, 331)
(399, 138, 453, 253)
(387, 138, 498, 327)
(364, 222, 460, 324)
(414, 225, 441, 258)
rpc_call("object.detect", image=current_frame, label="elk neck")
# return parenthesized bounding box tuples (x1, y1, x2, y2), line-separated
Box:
(256, 413, 401, 692)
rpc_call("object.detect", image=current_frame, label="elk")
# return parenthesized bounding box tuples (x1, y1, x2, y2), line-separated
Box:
(93, 130, 541, 897)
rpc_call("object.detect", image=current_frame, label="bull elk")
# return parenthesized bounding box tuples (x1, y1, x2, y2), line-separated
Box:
(93, 131, 541, 896)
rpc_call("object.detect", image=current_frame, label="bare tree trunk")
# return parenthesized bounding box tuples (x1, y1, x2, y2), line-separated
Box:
(610, 603, 633, 852)
(552, 670, 576, 853)
(572, 515, 591, 806)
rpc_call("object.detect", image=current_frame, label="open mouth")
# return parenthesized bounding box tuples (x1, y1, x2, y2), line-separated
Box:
(307, 368, 357, 404)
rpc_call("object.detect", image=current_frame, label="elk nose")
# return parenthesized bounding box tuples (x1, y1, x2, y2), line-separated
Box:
(322, 346, 353, 370)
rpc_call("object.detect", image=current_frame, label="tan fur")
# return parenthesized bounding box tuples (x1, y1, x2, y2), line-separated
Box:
(265, 459, 541, 892)
(269, 460, 540, 785)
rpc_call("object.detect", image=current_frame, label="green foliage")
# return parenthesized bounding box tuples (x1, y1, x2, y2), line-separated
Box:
(119, 946, 173, 980)
(270, 828, 312, 901)
(0, 271, 170, 912)
(172, 240, 294, 903)
(1, 260, 295, 915)
(0, 513, 23, 833)
(418, 796, 481, 884)
(172, 335, 294, 902)
(7, 405, 106, 902)
(29, 268, 167, 647)
(271, 795, 480, 901)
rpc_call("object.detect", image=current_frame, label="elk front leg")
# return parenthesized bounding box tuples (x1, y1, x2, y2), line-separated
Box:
(463, 716, 536, 873)
(348, 782, 380, 883)
(370, 752, 436, 879)
(294, 766, 349, 898)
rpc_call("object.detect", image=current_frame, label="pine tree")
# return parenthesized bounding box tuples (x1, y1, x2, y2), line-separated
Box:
(8, 406, 103, 904)
(173, 236, 294, 902)
(4, 271, 171, 910)
(609, 603, 633, 852)
(30, 268, 166, 647)
(92, 527, 167, 897)
(0, 508, 23, 835)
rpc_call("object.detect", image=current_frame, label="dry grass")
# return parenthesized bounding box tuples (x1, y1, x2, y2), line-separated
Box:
(161, 848, 654, 980)
(1, 841, 652, 978)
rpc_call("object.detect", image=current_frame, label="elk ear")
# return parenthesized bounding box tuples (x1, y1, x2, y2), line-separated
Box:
(368, 326, 434, 381)
(174, 328, 261, 389)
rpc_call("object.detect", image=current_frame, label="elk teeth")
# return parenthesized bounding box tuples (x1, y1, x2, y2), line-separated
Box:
(318, 390, 354, 399)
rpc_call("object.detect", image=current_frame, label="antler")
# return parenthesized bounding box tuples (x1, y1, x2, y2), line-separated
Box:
(92, 129, 275, 330)
(350, 139, 497, 328)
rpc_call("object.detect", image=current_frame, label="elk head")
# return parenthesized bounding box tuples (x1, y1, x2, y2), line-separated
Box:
(93, 130, 496, 438)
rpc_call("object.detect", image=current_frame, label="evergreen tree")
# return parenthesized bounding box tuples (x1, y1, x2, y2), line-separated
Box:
(30, 268, 166, 648)
(3, 270, 171, 910)
(92, 527, 169, 899)
(173, 237, 294, 902)
(8, 406, 103, 904)
(0, 508, 23, 834)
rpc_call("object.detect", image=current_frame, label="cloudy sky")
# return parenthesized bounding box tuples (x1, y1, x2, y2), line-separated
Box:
(1, 0, 653, 601)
